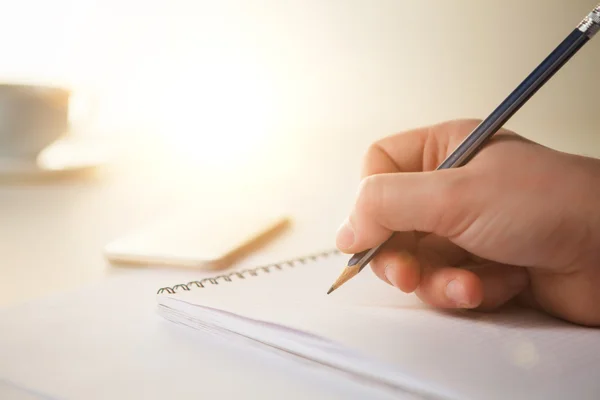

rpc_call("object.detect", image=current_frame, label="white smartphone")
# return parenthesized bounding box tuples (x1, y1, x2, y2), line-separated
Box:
(104, 206, 290, 270)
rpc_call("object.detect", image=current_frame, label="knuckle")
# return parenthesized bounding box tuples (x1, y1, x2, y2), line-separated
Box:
(356, 175, 384, 217)
(437, 173, 464, 201)
(450, 118, 483, 129)
(447, 118, 484, 139)
(427, 172, 472, 234)
(459, 118, 484, 127)
(361, 141, 386, 174)
(440, 174, 470, 207)
(363, 142, 381, 162)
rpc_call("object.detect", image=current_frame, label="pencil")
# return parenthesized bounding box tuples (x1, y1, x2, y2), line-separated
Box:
(327, 4, 600, 295)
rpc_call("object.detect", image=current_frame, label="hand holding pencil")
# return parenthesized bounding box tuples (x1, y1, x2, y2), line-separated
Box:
(330, 5, 600, 327)
(334, 119, 600, 327)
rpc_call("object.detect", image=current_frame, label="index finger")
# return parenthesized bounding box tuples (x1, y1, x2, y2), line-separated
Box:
(361, 119, 482, 178)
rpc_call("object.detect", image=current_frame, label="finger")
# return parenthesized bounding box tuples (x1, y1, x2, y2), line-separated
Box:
(336, 168, 475, 253)
(417, 234, 468, 266)
(338, 119, 485, 254)
(361, 119, 483, 178)
(415, 265, 483, 309)
(370, 233, 467, 293)
(369, 232, 420, 293)
(467, 264, 529, 311)
(414, 262, 529, 311)
(361, 127, 429, 177)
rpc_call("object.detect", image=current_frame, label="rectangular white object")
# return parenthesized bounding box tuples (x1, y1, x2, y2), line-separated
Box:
(104, 204, 290, 269)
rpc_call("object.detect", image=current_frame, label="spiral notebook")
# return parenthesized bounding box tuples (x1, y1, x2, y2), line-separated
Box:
(156, 249, 600, 400)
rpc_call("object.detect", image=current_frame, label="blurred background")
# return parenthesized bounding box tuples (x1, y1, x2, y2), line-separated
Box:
(1, 0, 598, 183)
(0, 0, 599, 304)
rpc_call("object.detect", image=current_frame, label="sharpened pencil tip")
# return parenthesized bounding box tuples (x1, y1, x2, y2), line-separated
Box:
(326, 264, 362, 296)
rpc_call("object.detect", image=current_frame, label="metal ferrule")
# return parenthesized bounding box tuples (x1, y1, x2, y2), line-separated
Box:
(578, 4, 600, 38)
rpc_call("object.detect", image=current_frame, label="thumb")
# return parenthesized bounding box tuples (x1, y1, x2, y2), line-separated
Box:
(336, 169, 474, 253)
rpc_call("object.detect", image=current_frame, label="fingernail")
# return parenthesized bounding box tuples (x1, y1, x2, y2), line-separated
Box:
(384, 264, 395, 286)
(445, 280, 470, 308)
(396, 250, 415, 265)
(336, 219, 355, 250)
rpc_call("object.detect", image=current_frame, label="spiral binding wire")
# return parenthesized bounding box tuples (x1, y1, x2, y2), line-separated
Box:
(157, 249, 340, 294)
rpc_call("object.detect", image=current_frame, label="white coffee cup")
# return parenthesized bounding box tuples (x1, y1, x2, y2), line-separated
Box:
(0, 83, 72, 160)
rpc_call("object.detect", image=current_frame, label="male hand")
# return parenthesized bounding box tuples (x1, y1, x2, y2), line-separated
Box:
(336, 119, 600, 327)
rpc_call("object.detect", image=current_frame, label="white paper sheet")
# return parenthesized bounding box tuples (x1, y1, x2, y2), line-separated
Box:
(158, 251, 600, 400)
(0, 270, 412, 400)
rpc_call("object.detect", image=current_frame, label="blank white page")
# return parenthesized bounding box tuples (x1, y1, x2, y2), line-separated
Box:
(0, 270, 410, 400)
(158, 251, 600, 400)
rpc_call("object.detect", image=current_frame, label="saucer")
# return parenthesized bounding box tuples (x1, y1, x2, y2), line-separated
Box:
(0, 139, 109, 181)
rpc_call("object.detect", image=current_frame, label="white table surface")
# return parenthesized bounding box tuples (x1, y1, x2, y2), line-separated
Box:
(0, 1, 599, 399)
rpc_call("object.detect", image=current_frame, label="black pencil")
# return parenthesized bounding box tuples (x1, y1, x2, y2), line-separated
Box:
(327, 4, 600, 295)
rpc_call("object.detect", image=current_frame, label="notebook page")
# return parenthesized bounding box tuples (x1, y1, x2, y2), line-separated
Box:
(0, 271, 409, 400)
(158, 251, 600, 400)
